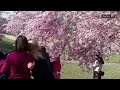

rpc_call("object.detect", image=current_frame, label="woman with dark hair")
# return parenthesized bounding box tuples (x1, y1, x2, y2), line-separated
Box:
(0, 35, 35, 79)
(92, 51, 104, 79)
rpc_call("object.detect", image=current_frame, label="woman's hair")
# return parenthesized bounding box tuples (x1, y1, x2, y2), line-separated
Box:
(28, 38, 44, 60)
(15, 35, 28, 52)
(28, 43, 34, 52)
(40, 46, 46, 53)
(95, 51, 104, 64)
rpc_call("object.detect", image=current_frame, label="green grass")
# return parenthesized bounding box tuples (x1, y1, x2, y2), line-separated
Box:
(103, 66, 120, 79)
(61, 63, 120, 79)
(106, 55, 120, 63)
(61, 63, 93, 79)
(1, 37, 15, 53)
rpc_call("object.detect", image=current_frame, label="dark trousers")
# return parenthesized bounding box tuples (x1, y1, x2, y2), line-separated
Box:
(93, 71, 101, 79)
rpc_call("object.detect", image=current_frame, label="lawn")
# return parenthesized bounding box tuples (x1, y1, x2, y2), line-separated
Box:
(61, 63, 120, 79)
(61, 63, 93, 79)
(103, 66, 120, 79)
(1, 37, 15, 53)
(106, 55, 120, 63)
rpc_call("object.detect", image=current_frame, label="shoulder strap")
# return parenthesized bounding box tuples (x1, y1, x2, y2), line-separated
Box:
(11, 52, 28, 79)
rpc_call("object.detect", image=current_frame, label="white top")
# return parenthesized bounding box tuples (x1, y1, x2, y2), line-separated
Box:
(92, 60, 102, 71)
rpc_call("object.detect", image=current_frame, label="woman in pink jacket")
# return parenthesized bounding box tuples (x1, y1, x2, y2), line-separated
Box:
(0, 35, 35, 79)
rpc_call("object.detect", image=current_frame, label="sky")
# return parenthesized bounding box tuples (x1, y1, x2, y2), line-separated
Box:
(1, 11, 15, 18)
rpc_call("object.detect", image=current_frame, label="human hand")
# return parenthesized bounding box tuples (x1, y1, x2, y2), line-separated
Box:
(27, 62, 35, 70)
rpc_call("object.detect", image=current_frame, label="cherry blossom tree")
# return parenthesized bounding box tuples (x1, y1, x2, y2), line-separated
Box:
(4, 11, 120, 69)
(5, 11, 44, 36)
(0, 12, 8, 33)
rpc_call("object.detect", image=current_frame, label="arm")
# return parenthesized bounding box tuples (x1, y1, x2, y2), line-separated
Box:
(99, 57, 104, 64)
(92, 60, 99, 68)
(27, 53, 35, 70)
(0, 54, 11, 74)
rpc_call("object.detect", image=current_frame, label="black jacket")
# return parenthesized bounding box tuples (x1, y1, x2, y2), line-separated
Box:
(32, 58, 55, 79)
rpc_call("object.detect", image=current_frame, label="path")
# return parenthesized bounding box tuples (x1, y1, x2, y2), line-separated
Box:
(0, 33, 16, 40)
(4, 34, 16, 40)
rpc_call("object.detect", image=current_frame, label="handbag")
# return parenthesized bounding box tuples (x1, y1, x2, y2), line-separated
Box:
(0, 53, 28, 79)
(99, 71, 104, 76)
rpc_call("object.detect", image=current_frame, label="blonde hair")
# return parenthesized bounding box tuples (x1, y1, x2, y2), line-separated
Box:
(28, 38, 44, 60)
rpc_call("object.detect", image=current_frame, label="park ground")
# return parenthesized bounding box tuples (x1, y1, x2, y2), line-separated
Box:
(1, 35, 120, 79)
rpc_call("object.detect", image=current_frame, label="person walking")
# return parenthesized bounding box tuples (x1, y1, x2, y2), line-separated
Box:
(93, 51, 104, 79)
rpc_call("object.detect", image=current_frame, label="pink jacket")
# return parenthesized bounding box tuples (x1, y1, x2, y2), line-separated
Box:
(0, 51, 34, 79)
(53, 57, 61, 73)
